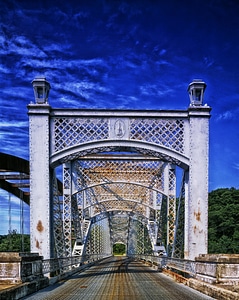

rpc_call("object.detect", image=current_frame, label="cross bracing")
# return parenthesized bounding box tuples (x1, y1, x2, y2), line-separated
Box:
(58, 155, 179, 258)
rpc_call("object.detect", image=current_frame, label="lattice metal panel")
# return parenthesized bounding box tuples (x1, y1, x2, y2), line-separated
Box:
(74, 160, 164, 190)
(167, 167, 176, 256)
(71, 194, 82, 242)
(130, 118, 185, 153)
(52, 170, 66, 258)
(127, 218, 153, 255)
(53, 117, 109, 152)
(52, 117, 185, 154)
(72, 159, 165, 221)
(93, 200, 146, 216)
(109, 213, 129, 245)
(84, 217, 111, 255)
(172, 171, 186, 258)
(156, 194, 167, 245)
(130, 119, 184, 153)
(63, 164, 72, 257)
(85, 183, 150, 203)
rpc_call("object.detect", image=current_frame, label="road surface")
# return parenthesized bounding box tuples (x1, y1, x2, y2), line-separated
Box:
(23, 256, 215, 300)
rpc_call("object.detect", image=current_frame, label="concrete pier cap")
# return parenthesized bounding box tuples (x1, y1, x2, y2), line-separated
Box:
(195, 254, 239, 285)
(0, 252, 44, 284)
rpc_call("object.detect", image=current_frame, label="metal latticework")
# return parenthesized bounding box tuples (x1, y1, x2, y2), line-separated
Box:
(172, 171, 186, 258)
(29, 84, 211, 261)
(156, 194, 168, 247)
(127, 217, 153, 255)
(130, 119, 185, 153)
(53, 157, 177, 258)
(53, 118, 109, 152)
(109, 212, 130, 245)
(63, 163, 72, 257)
(52, 116, 185, 155)
(52, 170, 65, 258)
(167, 165, 176, 256)
(83, 214, 111, 256)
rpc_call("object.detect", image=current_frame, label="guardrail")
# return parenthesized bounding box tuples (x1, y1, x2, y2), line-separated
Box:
(42, 253, 196, 278)
(165, 257, 196, 277)
(42, 254, 110, 275)
(129, 254, 196, 278)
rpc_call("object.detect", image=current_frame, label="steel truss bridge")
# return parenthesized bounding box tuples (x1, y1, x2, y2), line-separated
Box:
(1, 78, 211, 263)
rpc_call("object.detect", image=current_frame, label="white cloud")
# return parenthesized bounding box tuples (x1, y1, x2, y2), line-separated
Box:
(234, 163, 239, 170)
(140, 83, 173, 97)
(216, 110, 235, 121)
(0, 35, 47, 58)
(0, 120, 28, 128)
(0, 64, 11, 74)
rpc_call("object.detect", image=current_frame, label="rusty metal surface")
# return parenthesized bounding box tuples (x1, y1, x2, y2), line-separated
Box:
(22, 257, 215, 300)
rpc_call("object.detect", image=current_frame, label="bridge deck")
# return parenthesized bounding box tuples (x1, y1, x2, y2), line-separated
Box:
(23, 256, 215, 300)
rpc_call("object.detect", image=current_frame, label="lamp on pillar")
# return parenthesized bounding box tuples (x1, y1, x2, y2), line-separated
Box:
(188, 79, 206, 106)
(32, 76, 51, 104)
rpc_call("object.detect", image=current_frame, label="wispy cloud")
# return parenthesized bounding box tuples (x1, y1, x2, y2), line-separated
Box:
(215, 107, 239, 121)
(139, 83, 173, 97)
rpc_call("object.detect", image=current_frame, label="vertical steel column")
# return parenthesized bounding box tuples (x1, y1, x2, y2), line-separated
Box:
(187, 107, 211, 260)
(52, 170, 65, 258)
(164, 164, 176, 256)
(184, 170, 189, 258)
(63, 162, 72, 257)
(168, 165, 176, 256)
(28, 104, 53, 259)
(172, 171, 186, 258)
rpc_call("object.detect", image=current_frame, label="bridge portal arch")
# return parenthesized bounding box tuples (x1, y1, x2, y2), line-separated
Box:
(28, 78, 211, 261)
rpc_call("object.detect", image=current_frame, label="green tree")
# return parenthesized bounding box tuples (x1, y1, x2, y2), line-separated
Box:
(113, 243, 126, 255)
(0, 230, 30, 252)
(208, 188, 239, 254)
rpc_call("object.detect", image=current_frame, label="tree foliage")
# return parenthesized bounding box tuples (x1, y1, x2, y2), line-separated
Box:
(113, 243, 126, 255)
(0, 230, 30, 252)
(208, 188, 239, 254)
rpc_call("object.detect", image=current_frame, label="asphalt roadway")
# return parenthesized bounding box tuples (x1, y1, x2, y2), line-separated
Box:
(22, 256, 215, 300)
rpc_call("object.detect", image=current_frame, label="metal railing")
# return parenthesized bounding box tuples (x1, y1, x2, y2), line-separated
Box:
(165, 257, 196, 277)
(42, 254, 110, 275)
(42, 253, 196, 278)
(129, 254, 196, 277)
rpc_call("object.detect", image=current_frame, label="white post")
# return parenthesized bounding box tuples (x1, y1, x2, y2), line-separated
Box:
(28, 103, 52, 259)
(187, 106, 211, 260)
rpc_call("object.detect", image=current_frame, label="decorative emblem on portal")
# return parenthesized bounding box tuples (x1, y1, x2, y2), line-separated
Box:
(114, 119, 125, 138)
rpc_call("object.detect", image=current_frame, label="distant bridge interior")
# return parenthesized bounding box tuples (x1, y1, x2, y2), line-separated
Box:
(1, 78, 211, 265)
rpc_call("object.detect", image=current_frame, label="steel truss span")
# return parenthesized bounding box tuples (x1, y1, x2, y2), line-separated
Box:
(28, 79, 211, 261)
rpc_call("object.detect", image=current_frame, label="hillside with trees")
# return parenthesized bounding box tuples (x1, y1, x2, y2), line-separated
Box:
(0, 230, 30, 252)
(208, 188, 239, 254)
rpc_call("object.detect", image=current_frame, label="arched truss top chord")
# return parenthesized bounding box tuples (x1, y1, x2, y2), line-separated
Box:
(50, 140, 189, 170)
(77, 183, 161, 207)
(73, 181, 167, 197)
(72, 158, 167, 194)
(69, 156, 169, 222)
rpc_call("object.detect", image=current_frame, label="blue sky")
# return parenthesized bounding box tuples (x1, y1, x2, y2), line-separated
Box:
(0, 0, 239, 234)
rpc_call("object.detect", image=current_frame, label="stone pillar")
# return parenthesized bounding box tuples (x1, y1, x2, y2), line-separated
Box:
(186, 106, 211, 260)
(195, 254, 239, 285)
(0, 252, 45, 284)
(28, 104, 52, 259)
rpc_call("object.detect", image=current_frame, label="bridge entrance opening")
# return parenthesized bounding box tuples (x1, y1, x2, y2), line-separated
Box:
(28, 78, 211, 261)
(113, 243, 126, 256)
